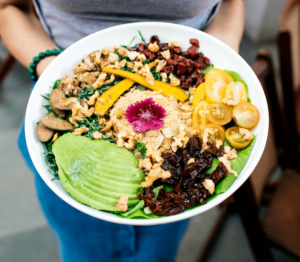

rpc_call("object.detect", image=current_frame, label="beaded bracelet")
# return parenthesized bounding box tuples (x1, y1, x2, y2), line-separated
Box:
(29, 48, 64, 81)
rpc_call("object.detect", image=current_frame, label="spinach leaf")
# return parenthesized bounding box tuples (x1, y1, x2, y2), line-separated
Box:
(42, 141, 59, 180)
(52, 79, 60, 89)
(163, 185, 173, 192)
(151, 69, 161, 81)
(121, 35, 137, 49)
(201, 64, 214, 75)
(138, 30, 147, 45)
(41, 94, 50, 100)
(135, 85, 146, 91)
(120, 200, 145, 217)
(153, 185, 163, 199)
(224, 70, 248, 93)
(77, 117, 103, 139)
(143, 58, 150, 65)
(205, 157, 219, 174)
(135, 142, 147, 159)
(116, 209, 162, 219)
(77, 87, 95, 102)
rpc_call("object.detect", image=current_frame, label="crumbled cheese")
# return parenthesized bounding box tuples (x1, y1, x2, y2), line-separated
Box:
(115, 194, 129, 212)
(136, 54, 147, 62)
(170, 77, 180, 87)
(224, 145, 238, 159)
(239, 128, 254, 141)
(141, 164, 171, 188)
(215, 139, 223, 149)
(118, 47, 128, 57)
(93, 131, 102, 140)
(156, 60, 167, 72)
(148, 42, 160, 52)
(218, 155, 238, 177)
(127, 51, 140, 61)
(168, 41, 180, 47)
(160, 72, 168, 83)
(73, 127, 89, 135)
(161, 50, 171, 60)
(203, 179, 215, 194)
(126, 62, 134, 69)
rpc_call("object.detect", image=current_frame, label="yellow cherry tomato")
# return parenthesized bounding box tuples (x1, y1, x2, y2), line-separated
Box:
(192, 101, 210, 132)
(192, 82, 206, 108)
(225, 127, 253, 149)
(224, 81, 247, 106)
(233, 102, 260, 129)
(205, 69, 234, 103)
(205, 123, 225, 145)
(207, 103, 233, 125)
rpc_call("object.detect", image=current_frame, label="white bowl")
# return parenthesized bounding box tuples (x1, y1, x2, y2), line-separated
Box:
(25, 22, 269, 225)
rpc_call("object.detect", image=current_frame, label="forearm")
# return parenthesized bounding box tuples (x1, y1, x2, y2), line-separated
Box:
(0, 3, 58, 75)
(205, 0, 245, 52)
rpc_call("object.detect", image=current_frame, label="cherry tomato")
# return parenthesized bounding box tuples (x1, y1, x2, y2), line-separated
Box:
(223, 81, 247, 106)
(192, 101, 210, 132)
(192, 82, 206, 108)
(233, 102, 260, 128)
(205, 123, 225, 145)
(205, 69, 234, 103)
(207, 103, 232, 125)
(225, 127, 252, 149)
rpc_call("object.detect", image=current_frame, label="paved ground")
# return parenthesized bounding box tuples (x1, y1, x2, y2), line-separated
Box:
(0, 37, 297, 262)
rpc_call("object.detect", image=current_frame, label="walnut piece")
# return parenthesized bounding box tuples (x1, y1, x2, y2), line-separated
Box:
(148, 42, 160, 52)
(118, 47, 128, 57)
(156, 60, 167, 72)
(138, 158, 152, 171)
(92, 72, 107, 89)
(160, 72, 167, 83)
(224, 145, 238, 159)
(218, 155, 238, 177)
(52, 133, 58, 142)
(170, 77, 180, 87)
(73, 127, 89, 135)
(87, 91, 100, 106)
(203, 179, 215, 194)
(239, 128, 253, 141)
(141, 164, 171, 188)
(161, 50, 171, 60)
(115, 194, 129, 212)
(93, 131, 102, 140)
(168, 41, 180, 47)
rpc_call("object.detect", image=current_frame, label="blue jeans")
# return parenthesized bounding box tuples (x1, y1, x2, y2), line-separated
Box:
(17, 83, 189, 262)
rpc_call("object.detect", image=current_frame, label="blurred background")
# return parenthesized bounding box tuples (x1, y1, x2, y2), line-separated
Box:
(1, 0, 300, 261)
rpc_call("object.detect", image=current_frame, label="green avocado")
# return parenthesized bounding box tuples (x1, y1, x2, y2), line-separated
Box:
(53, 133, 144, 212)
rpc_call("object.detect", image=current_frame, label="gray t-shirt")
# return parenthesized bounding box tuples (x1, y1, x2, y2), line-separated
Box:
(33, 0, 222, 49)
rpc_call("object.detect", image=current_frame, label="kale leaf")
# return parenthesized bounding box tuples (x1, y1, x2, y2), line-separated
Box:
(135, 142, 147, 159)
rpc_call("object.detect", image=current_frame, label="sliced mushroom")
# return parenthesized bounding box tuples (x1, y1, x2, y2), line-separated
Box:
(40, 113, 74, 131)
(50, 89, 66, 117)
(36, 121, 54, 142)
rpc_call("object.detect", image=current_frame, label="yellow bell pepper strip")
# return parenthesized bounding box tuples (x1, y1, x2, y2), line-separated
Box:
(102, 68, 188, 102)
(94, 78, 135, 116)
(148, 61, 157, 69)
(192, 82, 206, 108)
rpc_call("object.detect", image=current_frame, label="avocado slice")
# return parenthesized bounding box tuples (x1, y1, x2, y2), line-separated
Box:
(53, 134, 145, 212)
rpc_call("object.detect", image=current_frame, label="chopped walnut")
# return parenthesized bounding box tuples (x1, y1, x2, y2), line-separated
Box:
(224, 145, 238, 159)
(90, 50, 102, 65)
(189, 87, 196, 95)
(127, 51, 140, 61)
(83, 55, 97, 71)
(58, 75, 81, 96)
(168, 41, 180, 47)
(102, 46, 113, 57)
(78, 72, 100, 87)
(104, 74, 115, 85)
(138, 158, 152, 171)
(115, 194, 128, 212)
(72, 103, 94, 118)
(218, 155, 238, 177)
(161, 50, 171, 60)
(116, 132, 127, 147)
(52, 133, 58, 142)
(134, 61, 144, 70)
(160, 72, 168, 83)
(127, 62, 134, 69)
(118, 47, 128, 57)
(203, 179, 215, 194)
(156, 60, 167, 72)
(187, 158, 195, 165)
(106, 59, 127, 70)
(101, 121, 112, 133)
(56, 97, 78, 110)
(87, 91, 100, 106)
(124, 138, 135, 150)
(69, 117, 79, 127)
(148, 42, 160, 52)
(98, 118, 107, 125)
(138, 64, 154, 85)
(239, 128, 253, 141)
(151, 150, 163, 163)
(171, 124, 189, 152)
(136, 54, 147, 62)
(92, 72, 107, 89)
(201, 128, 214, 152)
(170, 77, 180, 87)
(215, 139, 223, 149)
(108, 52, 119, 64)
(93, 131, 102, 140)
(141, 164, 171, 188)
(100, 60, 109, 70)
(73, 127, 89, 135)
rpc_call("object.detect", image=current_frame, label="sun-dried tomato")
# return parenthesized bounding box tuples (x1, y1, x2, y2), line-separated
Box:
(175, 57, 186, 62)
(181, 78, 193, 89)
(185, 60, 193, 74)
(180, 51, 190, 58)
(179, 75, 186, 85)
(190, 38, 200, 48)
(162, 64, 175, 74)
(159, 43, 169, 51)
(150, 35, 160, 44)
(173, 54, 179, 60)
(176, 62, 187, 75)
(167, 59, 178, 66)
(137, 43, 145, 53)
(144, 49, 156, 61)
(187, 45, 197, 58)
(195, 76, 205, 86)
(172, 47, 181, 54)
(156, 51, 164, 60)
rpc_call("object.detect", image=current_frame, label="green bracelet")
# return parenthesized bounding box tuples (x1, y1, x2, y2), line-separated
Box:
(29, 48, 64, 81)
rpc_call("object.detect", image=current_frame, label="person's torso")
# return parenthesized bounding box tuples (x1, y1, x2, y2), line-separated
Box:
(34, 0, 222, 48)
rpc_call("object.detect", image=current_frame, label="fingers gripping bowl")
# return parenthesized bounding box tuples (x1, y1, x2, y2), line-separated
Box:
(25, 22, 268, 225)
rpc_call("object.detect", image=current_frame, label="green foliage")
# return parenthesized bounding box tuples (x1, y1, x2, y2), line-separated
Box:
(77, 87, 95, 102)
(138, 30, 146, 45)
(224, 70, 248, 93)
(52, 79, 60, 89)
(121, 35, 137, 49)
(77, 116, 103, 139)
(116, 209, 162, 219)
(205, 157, 219, 174)
(150, 69, 161, 81)
(42, 142, 59, 180)
(163, 185, 174, 192)
(200, 64, 214, 75)
(153, 185, 163, 199)
(135, 85, 146, 91)
(135, 142, 147, 159)
(41, 94, 50, 100)
(143, 58, 150, 65)
(119, 200, 145, 217)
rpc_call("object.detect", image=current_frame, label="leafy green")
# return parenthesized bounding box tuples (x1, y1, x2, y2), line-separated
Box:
(153, 185, 163, 199)
(116, 209, 162, 219)
(42, 142, 59, 180)
(224, 70, 248, 93)
(121, 35, 137, 49)
(135, 142, 147, 159)
(138, 30, 146, 45)
(41, 94, 50, 100)
(120, 200, 145, 217)
(205, 157, 219, 174)
(201, 64, 214, 75)
(135, 85, 146, 91)
(102, 135, 115, 143)
(77, 87, 95, 102)
(247, 97, 251, 103)
(143, 58, 150, 65)
(77, 117, 103, 139)
(52, 79, 60, 89)
(163, 185, 174, 192)
(151, 69, 161, 81)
